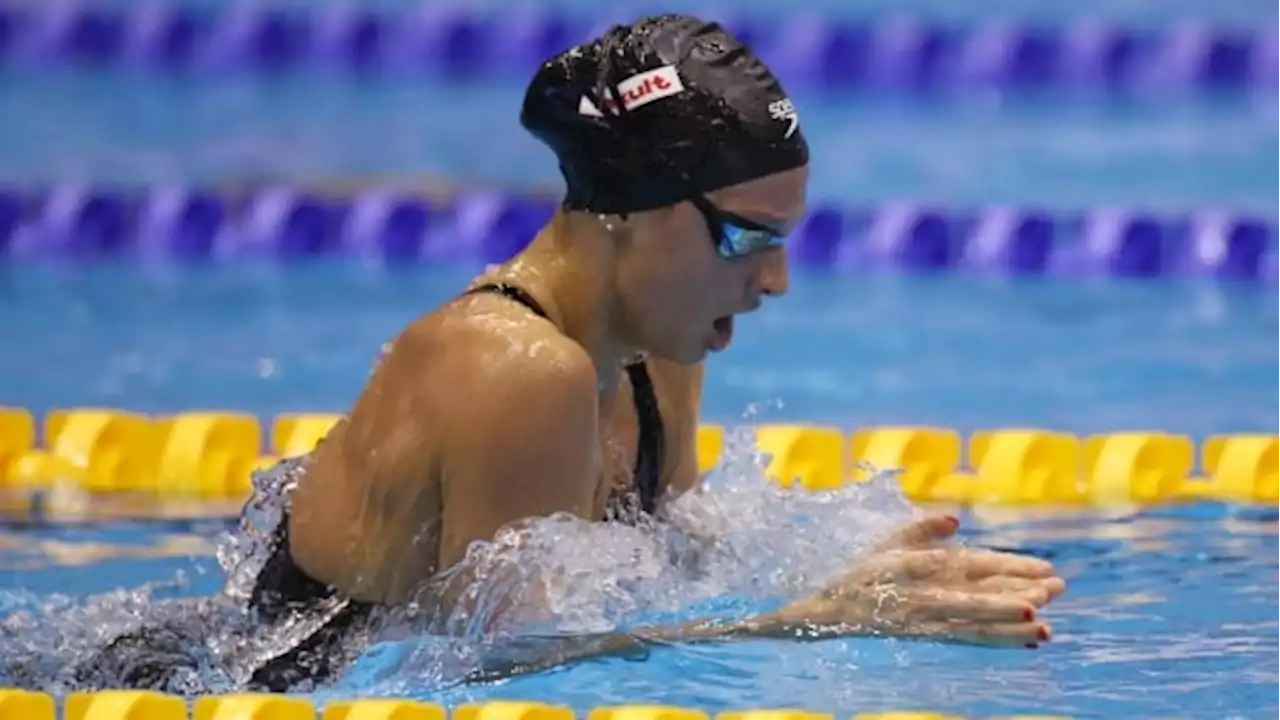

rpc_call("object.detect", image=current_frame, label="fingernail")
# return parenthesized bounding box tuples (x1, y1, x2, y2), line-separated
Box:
(1037, 626, 1050, 641)
(1023, 608, 1036, 622)
(943, 515, 960, 530)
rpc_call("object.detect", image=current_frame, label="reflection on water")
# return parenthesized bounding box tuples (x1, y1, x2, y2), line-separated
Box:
(0, 532, 215, 570)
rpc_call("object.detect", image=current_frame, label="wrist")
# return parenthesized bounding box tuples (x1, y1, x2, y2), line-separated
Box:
(770, 596, 877, 640)
(717, 599, 842, 641)
(768, 598, 830, 637)
(632, 597, 867, 645)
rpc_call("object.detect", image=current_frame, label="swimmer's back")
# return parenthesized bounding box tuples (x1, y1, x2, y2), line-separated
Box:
(286, 285, 615, 606)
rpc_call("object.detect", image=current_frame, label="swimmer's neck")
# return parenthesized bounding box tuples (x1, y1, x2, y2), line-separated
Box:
(479, 212, 639, 393)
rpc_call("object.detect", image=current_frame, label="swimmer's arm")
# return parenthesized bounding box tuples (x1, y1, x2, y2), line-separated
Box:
(466, 605, 828, 683)
(445, 353, 828, 678)
(432, 346, 602, 632)
(433, 351, 814, 663)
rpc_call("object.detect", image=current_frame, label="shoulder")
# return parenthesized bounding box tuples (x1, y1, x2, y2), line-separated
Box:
(394, 298, 599, 431)
(415, 302, 602, 519)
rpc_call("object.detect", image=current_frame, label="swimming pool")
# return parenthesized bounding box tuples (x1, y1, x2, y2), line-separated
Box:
(1, 1, 1278, 718)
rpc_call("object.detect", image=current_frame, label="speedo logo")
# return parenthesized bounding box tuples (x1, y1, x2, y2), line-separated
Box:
(768, 98, 800, 139)
(578, 65, 685, 117)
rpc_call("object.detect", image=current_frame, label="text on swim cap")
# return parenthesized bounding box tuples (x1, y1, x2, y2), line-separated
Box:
(578, 65, 686, 117)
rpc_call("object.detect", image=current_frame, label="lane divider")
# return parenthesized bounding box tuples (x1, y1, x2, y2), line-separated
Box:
(0, 688, 1073, 720)
(0, 185, 1274, 282)
(0, 3, 1273, 94)
(1, 407, 1274, 507)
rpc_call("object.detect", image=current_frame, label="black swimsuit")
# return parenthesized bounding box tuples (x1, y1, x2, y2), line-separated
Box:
(69, 283, 666, 693)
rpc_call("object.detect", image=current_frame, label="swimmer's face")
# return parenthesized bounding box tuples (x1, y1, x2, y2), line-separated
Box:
(617, 165, 808, 363)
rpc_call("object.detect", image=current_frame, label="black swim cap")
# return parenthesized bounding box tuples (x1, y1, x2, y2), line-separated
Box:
(520, 14, 809, 216)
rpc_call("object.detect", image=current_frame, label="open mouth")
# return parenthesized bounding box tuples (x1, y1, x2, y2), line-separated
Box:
(710, 315, 735, 352)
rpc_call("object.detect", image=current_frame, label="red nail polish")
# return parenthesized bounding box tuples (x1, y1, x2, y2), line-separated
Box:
(944, 515, 960, 530)
(1037, 627, 1050, 641)
(1023, 608, 1035, 622)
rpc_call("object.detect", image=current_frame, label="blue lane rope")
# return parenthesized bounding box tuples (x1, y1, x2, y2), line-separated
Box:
(0, 184, 1273, 281)
(0, 4, 1274, 94)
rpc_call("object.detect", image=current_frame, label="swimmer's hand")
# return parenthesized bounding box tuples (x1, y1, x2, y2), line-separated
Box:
(773, 515, 1065, 648)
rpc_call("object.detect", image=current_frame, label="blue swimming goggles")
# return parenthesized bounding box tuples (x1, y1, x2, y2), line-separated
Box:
(689, 194, 788, 260)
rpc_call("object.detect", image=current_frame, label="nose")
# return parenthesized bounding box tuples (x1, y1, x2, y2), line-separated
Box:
(756, 245, 790, 298)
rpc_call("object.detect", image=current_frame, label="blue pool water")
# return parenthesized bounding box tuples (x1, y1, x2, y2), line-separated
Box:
(1, 0, 1278, 716)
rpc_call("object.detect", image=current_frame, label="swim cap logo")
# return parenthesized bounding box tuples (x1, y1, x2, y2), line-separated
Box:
(578, 65, 686, 117)
(768, 98, 800, 139)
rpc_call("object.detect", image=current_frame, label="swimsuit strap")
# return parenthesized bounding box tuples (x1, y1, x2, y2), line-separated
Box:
(463, 283, 664, 518)
(623, 360, 663, 516)
(464, 282, 550, 320)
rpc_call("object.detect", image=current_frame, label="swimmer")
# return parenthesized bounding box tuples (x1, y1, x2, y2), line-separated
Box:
(54, 13, 1065, 692)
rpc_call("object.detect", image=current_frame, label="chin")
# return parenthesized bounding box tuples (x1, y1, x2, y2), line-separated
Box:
(677, 350, 709, 365)
(682, 344, 714, 364)
(645, 343, 706, 366)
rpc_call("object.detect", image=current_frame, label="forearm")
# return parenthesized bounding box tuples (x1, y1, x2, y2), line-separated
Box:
(633, 599, 835, 643)
(464, 600, 836, 683)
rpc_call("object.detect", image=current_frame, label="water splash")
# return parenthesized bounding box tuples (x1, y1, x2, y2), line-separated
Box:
(216, 456, 304, 604)
(330, 423, 918, 697)
(0, 425, 916, 698)
(0, 459, 310, 695)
